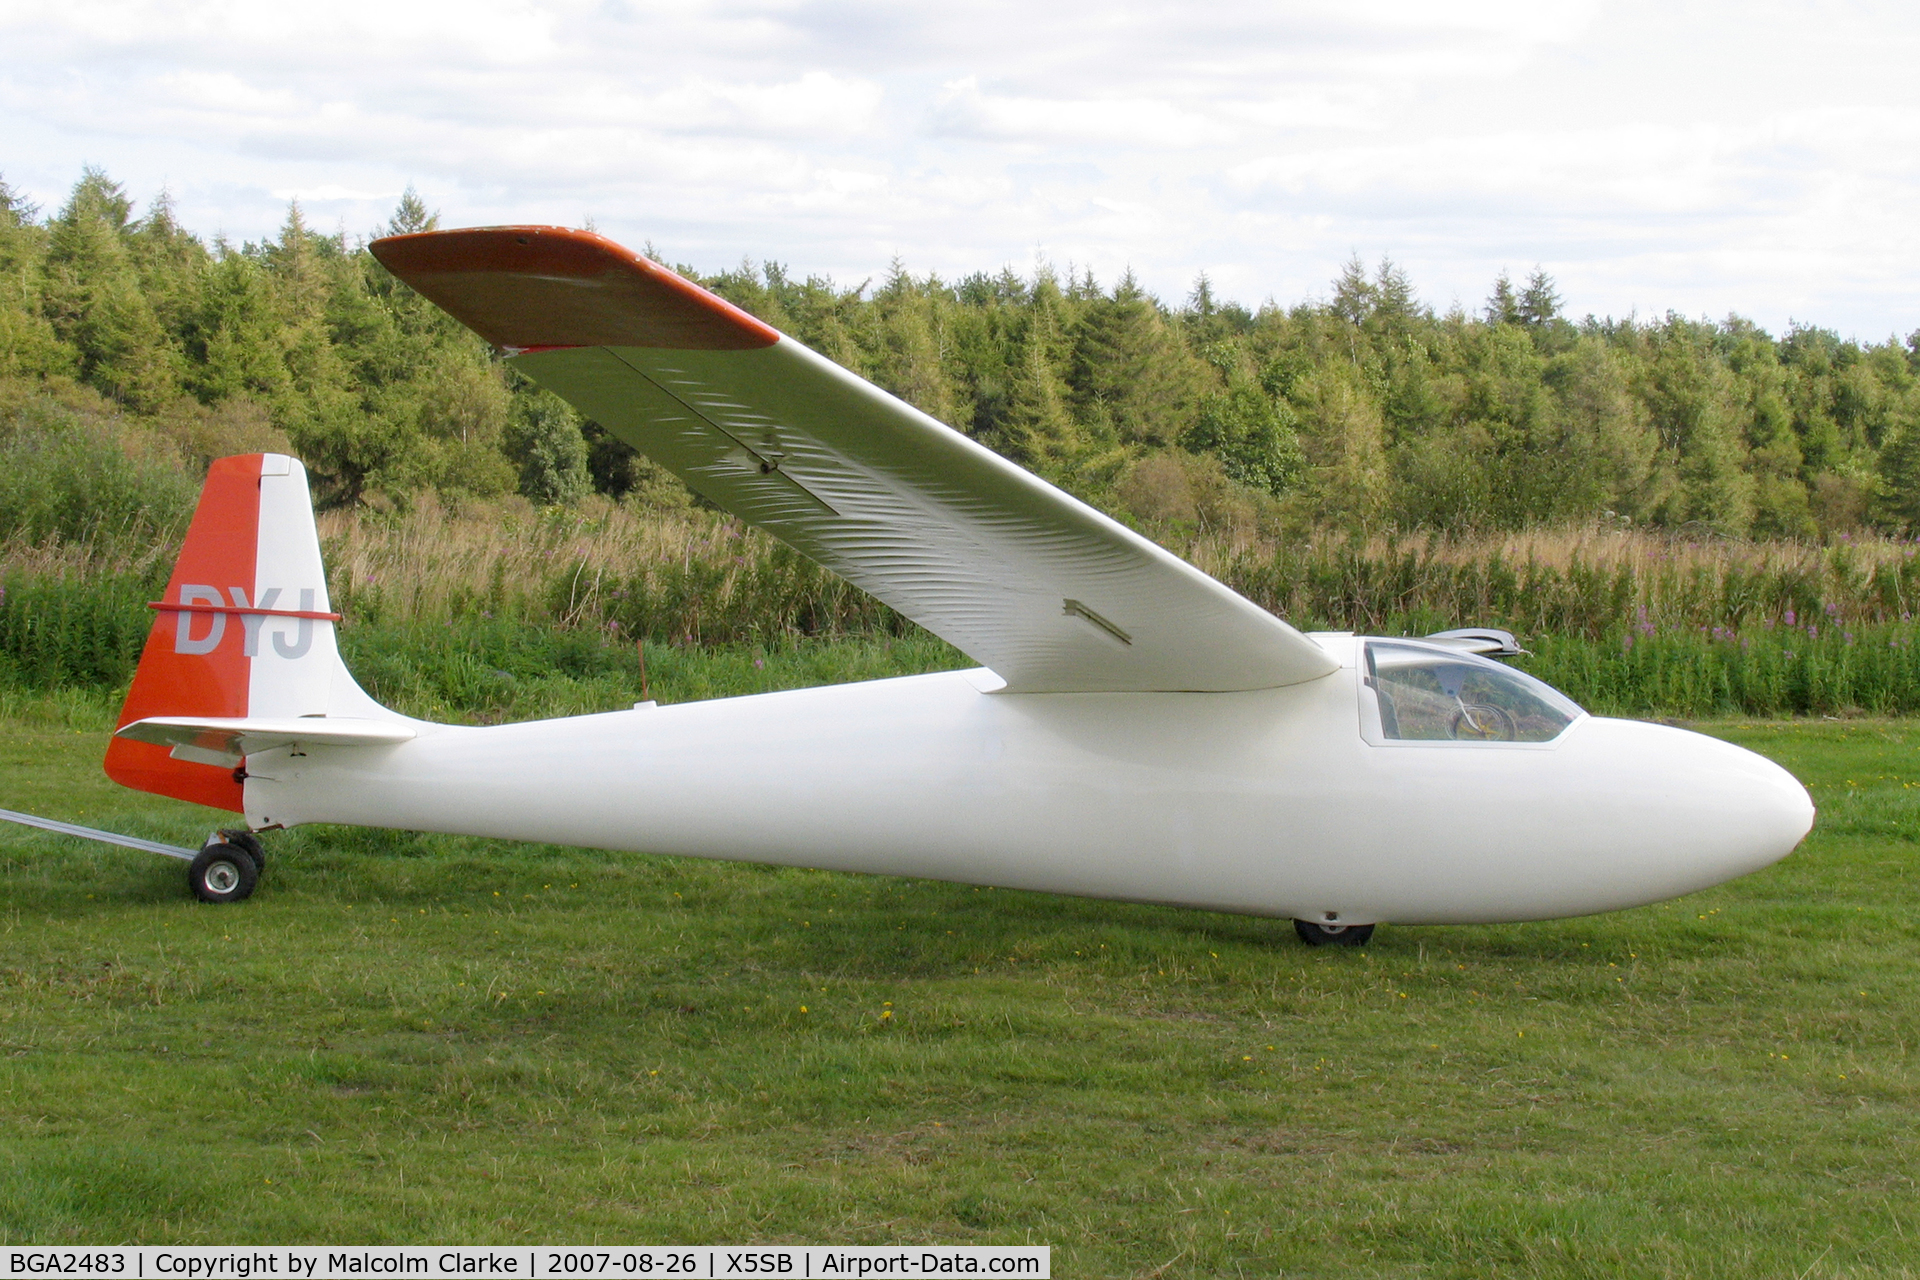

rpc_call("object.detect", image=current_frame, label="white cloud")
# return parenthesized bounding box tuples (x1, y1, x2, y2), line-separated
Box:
(270, 184, 400, 203)
(929, 77, 1224, 148)
(0, 0, 1916, 334)
(1227, 124, 1751, 218)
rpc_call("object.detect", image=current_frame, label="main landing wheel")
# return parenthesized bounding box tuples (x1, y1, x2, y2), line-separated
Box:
(1294, 919, 1375, 947)
(219, 828, 266, 873)
(189, 841, 259, 904)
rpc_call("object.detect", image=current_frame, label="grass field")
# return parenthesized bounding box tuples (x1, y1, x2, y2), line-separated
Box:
(1, 684, 1917, 1276)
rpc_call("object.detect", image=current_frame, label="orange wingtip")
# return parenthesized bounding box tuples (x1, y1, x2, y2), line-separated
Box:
(369, 226, 779, 352)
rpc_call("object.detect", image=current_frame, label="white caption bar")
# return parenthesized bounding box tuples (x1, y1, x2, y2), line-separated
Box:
(6, 1248, 1047, 1280)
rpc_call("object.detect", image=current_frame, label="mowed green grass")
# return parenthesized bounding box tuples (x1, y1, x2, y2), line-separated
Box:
(1, 691, 1917, 1276)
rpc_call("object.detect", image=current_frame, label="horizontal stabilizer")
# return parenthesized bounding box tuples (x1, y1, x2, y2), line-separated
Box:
(116, 716, 416, 766)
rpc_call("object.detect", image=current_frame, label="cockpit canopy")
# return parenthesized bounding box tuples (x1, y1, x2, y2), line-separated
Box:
(1363, 640, 1585, 745)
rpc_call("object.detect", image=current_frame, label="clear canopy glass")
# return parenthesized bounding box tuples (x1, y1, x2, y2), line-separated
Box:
(1363, 641, 1585, 744)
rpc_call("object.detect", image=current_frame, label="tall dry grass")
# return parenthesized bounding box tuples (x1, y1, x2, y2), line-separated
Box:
(14, 499, 1920, 716)
(317, 495, 904, 641)
(13, 495, 1920, 639)
(1202, 524, 1920, 637)
(0, 533, 175, 582)
(317, 495, 722, 625)
(320, 500, 1920, 638)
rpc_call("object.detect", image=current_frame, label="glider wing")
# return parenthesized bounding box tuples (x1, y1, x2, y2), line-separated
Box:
(371, 228, 1336, 693)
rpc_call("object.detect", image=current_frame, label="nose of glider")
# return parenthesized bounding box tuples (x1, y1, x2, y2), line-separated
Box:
(1587, 718, 1815, 893)
(1693, 732, 1814, 878)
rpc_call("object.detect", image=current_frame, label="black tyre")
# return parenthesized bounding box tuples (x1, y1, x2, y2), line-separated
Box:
(188, 842, 259, 904)
(219, 828, 266, 873)
(1294, 919, 1375, 947)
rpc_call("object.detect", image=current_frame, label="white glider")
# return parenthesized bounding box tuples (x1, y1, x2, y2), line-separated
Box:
(90, 227, 1811, 943)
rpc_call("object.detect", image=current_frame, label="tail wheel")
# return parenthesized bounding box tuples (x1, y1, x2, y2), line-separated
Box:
(1295, 919, 1375, 947)
(189, 842, 259, 904)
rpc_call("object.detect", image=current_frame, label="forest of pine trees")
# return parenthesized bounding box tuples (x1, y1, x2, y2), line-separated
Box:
(5, 168, 1919, 543)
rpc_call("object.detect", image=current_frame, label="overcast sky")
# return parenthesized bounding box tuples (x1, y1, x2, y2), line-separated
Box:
(4, 0, 1916, 338)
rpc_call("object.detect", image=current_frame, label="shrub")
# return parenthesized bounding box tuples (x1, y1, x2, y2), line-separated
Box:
(0, 385, 197, 548)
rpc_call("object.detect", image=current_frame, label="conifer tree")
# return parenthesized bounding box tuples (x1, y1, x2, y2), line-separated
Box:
(1518, 269, 1562, 329)
(41, 169, 183, 410)
(873, 262, 963, 428)
(1070, 270, 1210, 448)
(1635, 317, 1756, 531)
(385, 186, 438, 237)
(998, 312, 1078, 472)
(1293, 362, 1389, 530)
(1874, 412, 1920, 530)
(0, 175, 69, 380)
(1484, 272, 1521, 327)
(1331, 255, 1374, 328)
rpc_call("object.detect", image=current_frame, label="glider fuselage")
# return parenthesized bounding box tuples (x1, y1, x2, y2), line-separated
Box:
(243, 647, 1812, 926)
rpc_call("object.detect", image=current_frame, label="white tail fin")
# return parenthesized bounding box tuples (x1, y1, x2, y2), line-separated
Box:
(107, 454, 401, 811)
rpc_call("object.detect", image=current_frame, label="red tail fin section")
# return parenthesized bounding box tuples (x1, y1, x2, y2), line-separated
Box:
(106, 456, 263, 809)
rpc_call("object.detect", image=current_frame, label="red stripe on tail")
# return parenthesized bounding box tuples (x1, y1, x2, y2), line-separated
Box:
(104, 455, 264, 811)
